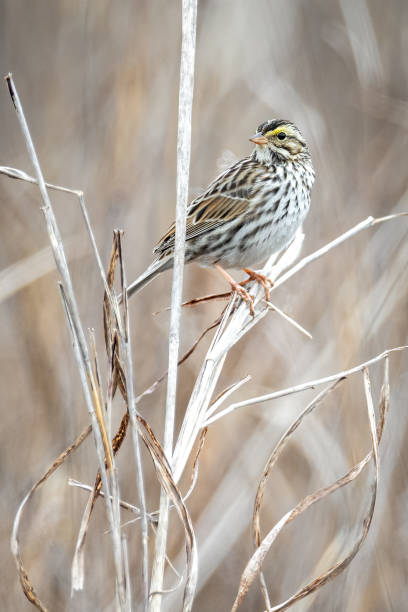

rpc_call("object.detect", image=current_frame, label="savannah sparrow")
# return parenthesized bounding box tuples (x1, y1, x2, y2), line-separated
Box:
(127, 119, 314, 311)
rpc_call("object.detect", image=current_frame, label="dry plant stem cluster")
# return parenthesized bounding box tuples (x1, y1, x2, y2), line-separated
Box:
(4, 43, 408, 612)
(70, 232, 149, 608)
(5, 75, 199, 610)
(3, 143, 408, 610)
(5, 74, 128, 611)
(170, 212, 408, 483)
(3, 146, 407, 611)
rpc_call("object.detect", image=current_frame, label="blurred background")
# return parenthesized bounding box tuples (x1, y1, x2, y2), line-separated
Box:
(1, 1, 408, 610)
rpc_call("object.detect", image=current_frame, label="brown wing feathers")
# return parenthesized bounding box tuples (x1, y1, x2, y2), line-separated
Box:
(154, 157, 263, 256)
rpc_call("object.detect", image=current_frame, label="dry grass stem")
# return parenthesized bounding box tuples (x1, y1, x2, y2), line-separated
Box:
(232, 360, 389, 610)
(150, 2, 198, 608)
(6, 74, 127, 608)
(252, 379, 345, 608)
(68, 479, 155, 521)
(11, 426, 92, 611)
(206, 345, 407, 425)
(173, 213, 407, 480)
(118, 232, 150, 608)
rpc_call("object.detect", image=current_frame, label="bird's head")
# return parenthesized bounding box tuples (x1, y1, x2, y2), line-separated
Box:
(250, 119, 309, 163)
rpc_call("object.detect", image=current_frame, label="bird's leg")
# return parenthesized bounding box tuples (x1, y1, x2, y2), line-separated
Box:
(214, 264, 255, 316)
(241, 268, 273, 302)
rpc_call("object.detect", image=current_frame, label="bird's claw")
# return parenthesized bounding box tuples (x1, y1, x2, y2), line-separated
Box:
(230, 281, 255, 316)
(242, 268, 274, 302)
(213, 263, 256, 316)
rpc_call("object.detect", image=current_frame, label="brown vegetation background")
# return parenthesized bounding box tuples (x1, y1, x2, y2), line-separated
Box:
(1, 1, 408, 610)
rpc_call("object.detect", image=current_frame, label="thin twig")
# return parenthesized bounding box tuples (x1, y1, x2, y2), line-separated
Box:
(204, 345, 408, 425)
(78, 193, 124, 336)
(0, 164, 82, 195)
(136, 315, 222, 401)
(69, 479, 155, 519)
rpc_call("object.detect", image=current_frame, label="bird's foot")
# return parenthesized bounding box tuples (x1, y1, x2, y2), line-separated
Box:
(241, 268, 273, 302)
(214, 264, 255, 316)
(231, 281, 255, 316)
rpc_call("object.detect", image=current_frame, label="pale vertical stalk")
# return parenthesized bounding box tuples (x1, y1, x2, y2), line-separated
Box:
(149, 1, 197, 609)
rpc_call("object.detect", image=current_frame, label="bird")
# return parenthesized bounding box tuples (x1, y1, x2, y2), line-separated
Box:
(126, 119, 314, 313)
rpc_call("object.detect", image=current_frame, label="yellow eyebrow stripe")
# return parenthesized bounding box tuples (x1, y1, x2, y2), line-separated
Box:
(265, 127, 288, 137)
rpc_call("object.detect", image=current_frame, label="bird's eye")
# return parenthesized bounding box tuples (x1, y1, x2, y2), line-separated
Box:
(277, 132, 286, 141)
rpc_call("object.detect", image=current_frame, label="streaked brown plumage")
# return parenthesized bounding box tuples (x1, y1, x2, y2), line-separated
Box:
(127, 119, 314, 308)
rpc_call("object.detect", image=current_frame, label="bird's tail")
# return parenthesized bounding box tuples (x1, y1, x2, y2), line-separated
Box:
(126, 256, 173, 299)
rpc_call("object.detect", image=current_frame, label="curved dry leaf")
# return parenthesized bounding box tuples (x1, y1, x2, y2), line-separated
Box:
(182, 426, 208, 502)
(136, 414, 198, 611)
(232, 453, 375, 610)
(11, 426, 91, 611)
(137, 315, 223, 402)
(252, 379, 344, 549)
(233, 360, 389, 611)
(252, 379, 344, 608)
(71, 410, 130, 592)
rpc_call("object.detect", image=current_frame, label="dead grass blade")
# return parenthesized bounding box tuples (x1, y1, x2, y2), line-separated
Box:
(136, 414, 198, 611)
(11, 426, 91, 611)
(117, 230, 150, 608)
(232, 361, 389, 611)
(208, 345, 407, 425)
(252, 379, 344, 608)
(72, 232, 131, 591)
(0, 164, 81, 194)
(182, 427, 208, 502)
(153, 291, 232, 313)
(69, 479, 156, 522)
(71, 411, 130, 591)
(252, 380, 344, 549)
(137, 315, 223, 401)
(206, 376, 252, 422)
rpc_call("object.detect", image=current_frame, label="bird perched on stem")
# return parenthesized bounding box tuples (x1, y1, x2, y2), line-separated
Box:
(127, 119, 314, 314)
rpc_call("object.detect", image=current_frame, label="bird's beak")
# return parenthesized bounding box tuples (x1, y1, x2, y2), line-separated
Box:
(249, 132, 268, 145)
